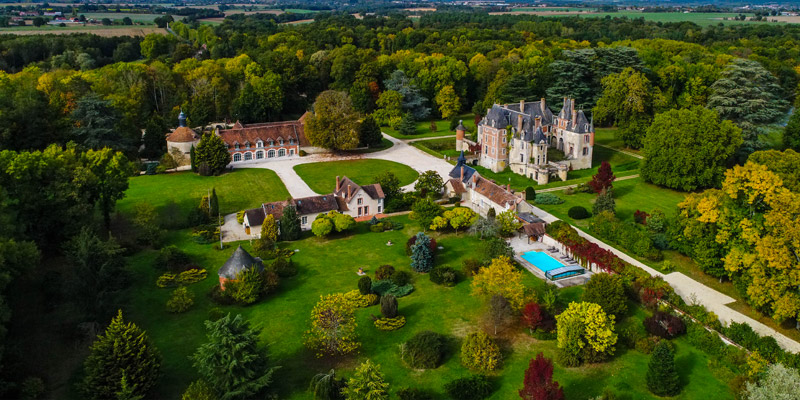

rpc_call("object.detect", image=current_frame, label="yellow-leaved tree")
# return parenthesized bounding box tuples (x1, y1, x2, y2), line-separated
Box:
(304, 293, 359, 357)
(429, 207, 477, 232)
(555, 301, 617, 367)
(471, 256, 527, 309)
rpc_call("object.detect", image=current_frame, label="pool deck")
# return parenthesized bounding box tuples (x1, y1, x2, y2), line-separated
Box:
(511, 238, 592, 288)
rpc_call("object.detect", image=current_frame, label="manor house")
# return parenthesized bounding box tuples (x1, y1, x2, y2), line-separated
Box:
(477, 98, 594, 185)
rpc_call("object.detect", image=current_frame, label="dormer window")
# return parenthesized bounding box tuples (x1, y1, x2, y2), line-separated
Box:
(257, 140, 263, 148)
(279, 139, 284, 145)
(244, 141, 250, 149)
(234, 142, 240, 150)
(289, 138, 294, 145)
(268, 139, 274, 146)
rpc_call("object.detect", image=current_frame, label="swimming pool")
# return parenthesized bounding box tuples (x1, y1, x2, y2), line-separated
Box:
(521, 251, 565, 273)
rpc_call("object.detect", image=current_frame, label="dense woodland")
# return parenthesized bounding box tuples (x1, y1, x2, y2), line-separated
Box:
(2, 10, 800, 399)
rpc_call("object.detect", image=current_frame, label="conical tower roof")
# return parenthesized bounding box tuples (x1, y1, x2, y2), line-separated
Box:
(218, 245, 264, 279)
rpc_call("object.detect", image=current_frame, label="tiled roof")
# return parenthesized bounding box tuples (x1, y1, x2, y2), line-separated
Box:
(218, 115, 309, 148)
(361, 184, 385, 200)
(473, 176, 519, 208)
(244, 208, 266, 227)
(447, 178, 466, 194)
(166, 126, 199, 143)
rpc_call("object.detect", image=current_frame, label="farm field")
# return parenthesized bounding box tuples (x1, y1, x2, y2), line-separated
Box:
(79, 12, 163, 22)
(0, 25, 165, 36)
(294, 159, 419, 194)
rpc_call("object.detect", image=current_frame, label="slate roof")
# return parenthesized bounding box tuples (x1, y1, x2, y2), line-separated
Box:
(449, 151, 476, 184)
(483, 100, 555, 142)
(244, 208, 267, 227)
(293, 195, 340, 215)
(334, 176, 385, 202)
(166, 126, 199, 143)
(570, 110, 592, 134)
(218, 245, 264, 279)
(219, 113, 310, 148)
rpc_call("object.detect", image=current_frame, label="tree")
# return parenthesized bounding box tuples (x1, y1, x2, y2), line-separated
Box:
(410, 198, 443, 230)
(142, 113, 167, 159)
(593, 67, 661, 149)
(646, 341, 681, 396)
(592, 189, 615, 216)
(84, 147, 133, 233)
(374, 171, 401, 204)
(518, 353, 564, 400)
(309, 369, 345, 400)
(525, 187, 536, 201)
(748, 149, 800, 193)
(641, 106, 742, 191)
(521, 303, 551, 333)
(744, 363, 800, 400)
(708, 59, 788, 160)
(341, 360, 389, 400)
(195, 132, 231, 176)
(32, 16, 46, 27)
(190, 145, 197, 172)
(71, 93, 128, 151)
(385, 70, 430, 120)
(306, 90, 361, 151)
(182, 380, 217, 400)
(305, 293, 359, 357)
(588, 161, 615, 193)
(410, 232, 434, 273)
(209, 188, 219, 217)
(472, 256, 526, 309)
(358, 115, 383, 148)
(312, 216, 334, 237)
(101, 18, 112, 26)
(122, 16, 133, 25)
(65, 227, 128, 321)
(397, 113, 417, 136)
(373, 90, 404, 128)
(496, 210, 523, 237)
(166, 286, 194, 313)
(82, 311, 161, 400)
(556, 302, 617, 366)
(469, 216, 499, 239)
(486, 293, 514, 335)
(255, 214, 278, 253)
(358, 276, 372, 296)
(435, 85, 461, 119)
(785, 111, 800, 152)
(380, 294, 398, 318)
(279, 205, 301, 241)
(461, 331, 502, 372)
(414, 170, 444, 197)
(192, 314, 276, 400)
(429, 207, 477, 232)
(582, 273, 627, 318)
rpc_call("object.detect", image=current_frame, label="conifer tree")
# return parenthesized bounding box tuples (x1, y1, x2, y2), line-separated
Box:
(190, 144, 197, 172)
(82, 310, 161, 400)
(410, 232, 433, 273)
(646, 341, 681, 396)
(341, 360, 389, 400)
(592, 189, 616, 215)
(279, 205, 302, 241)
(209, 188, 219, 218)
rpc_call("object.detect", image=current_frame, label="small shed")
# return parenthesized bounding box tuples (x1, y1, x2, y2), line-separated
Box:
(218, 245, 264, 290)
(519, 213, 547, 242)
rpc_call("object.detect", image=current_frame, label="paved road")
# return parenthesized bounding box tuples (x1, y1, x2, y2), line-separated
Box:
(237, 133, 454, 196)
(524, 203, 800, 352)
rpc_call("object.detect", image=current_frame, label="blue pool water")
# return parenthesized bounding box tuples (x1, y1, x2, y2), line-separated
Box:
(521, 251, 565, 273)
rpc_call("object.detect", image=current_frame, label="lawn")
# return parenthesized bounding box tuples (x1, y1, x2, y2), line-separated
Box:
(115, 213, 734, 399)
(411, 137, 461, 159)
(383, 114, 477, 140)
(117, 169, 290, 217)
(294, 159, 419, 194)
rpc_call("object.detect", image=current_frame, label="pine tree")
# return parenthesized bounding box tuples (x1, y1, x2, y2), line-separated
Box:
(592, 189, 616, 215)
(309, 369, 345, 400)
(190, 144, 197, 172)
(279, 205, 302, 241)
(646, 341, 681, 396)
(588, 161, 616, 193)
(116, 374, 144, 400)
(209, 188, 219, 218)
(410, 232, 433, 273)
(785, 111, 800, 152)
(192, 314, 277, 400)
(82, 310, 161, 400)
(397, 113, 417, 136)
(341, 360, 389, 400)
(358, 115, 383, 148)
(142, 114, 167, 160)
(195, 132, 231, 176)
(519, 353, 564, 400)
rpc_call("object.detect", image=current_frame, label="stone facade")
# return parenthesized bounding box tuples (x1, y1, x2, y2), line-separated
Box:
(476, 98, 593, 184)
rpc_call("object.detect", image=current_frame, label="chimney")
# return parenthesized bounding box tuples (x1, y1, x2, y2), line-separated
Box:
(348, 185, 352, 199)
(507, 183, 511, 192)
(460, 166, 464, 181)
(534, 116, 541, 129)
(472, 174, 478, 184)
(336, 176, 340, 191)
(517, 114, 523, 133)
(540, 97, 546, 113)
(571, 99, 576, 122)
(520, 99, 525, 112)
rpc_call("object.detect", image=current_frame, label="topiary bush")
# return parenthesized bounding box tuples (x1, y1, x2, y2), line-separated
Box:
(461, 332, 501, 372)
(343, 290, 378, 308)
(534, 193, 565, 205)
(369, 223, 384, 233)
(401, 331, 447, 369)
(429, 266, 457, 286)
(391, 270, 412, 286)
(381, 294, 398, 318)
(567, 206, 591, 220)
(375, 265, 395, 280)
(374, 316, 406, 331)
(358, 276, 372, 295)
(444, 374, 493, 400)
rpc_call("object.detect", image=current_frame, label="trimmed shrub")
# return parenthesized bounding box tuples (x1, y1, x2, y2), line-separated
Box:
(270, 257, 297, 277)
(644, 312, 686, 339)
(461, 332, 501, 372)
(724, 322, 759, 349)
(429, 266, 457, 286)
(371, 280, 414, 298)
(358, 276, 372, 295)
(155, 245, 191, 272)
(374, 316, 406, 331)
(177, 269, 207, 285)
(444, 374, 492, 400)
(375, 265, 395, 280)
(462, 258, 482, 277)
(397, 388, 434, 400)
(525, 186, 536, 201)
(343, 290, 378, 308)
(534, 193, 564, 205)
(369, 223, 384, 232)
(166, 287, 194, 313)
(647, 341, 681, 396)
(391, 270, 412, 286)
(567, 206, 591, 220)
(381, 294, 398, 318)
(401, 331, 446, 369)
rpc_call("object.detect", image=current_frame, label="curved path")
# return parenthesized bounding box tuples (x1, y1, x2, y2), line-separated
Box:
(235, 133, 454, 197)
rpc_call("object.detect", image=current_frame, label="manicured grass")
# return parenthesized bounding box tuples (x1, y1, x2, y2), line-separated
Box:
(383, 114, 476, 140)
(117, 169, 290, 217)
(594, 127, 643, 156)
(119, 215, 733, 399)
(294, 159, 419, 194)
(411, 137, 461, 159)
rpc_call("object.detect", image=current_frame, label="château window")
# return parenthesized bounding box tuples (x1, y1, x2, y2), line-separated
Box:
(301, 216, 307, 224)
(585, 135, 590, 143)
(278, 149, 286, 157)
(583, 148, 588, 156)
(244, 152, 252, 161)
(233, 153, 241, 162)
(256, 151, 264, 159)
(268, 150, 275, 158)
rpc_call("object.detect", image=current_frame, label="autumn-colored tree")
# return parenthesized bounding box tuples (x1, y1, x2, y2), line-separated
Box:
(461, 331, 502, 372)
(472, 256, 526, 309)
(304, 294, 359, 357)
(435, 85, 461, 119)
(588, 161, 616, 193)
(306, 90, 361, 151)
(518, 353, 564, 400)
(496, 210, 524, 236)
(555, 302, 617, 366)
(430, 207, 478, 232)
